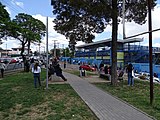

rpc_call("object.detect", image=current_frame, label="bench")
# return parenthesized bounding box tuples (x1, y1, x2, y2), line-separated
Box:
(99, 73, 110, 80)
(99, 70, 124, 81)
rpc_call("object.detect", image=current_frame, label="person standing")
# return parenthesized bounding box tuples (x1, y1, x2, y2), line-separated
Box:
(64, 60, 66, 69)
(0, 62, 5, 78)
(32, 62, 41, 88)
(127, 63, 133, 86)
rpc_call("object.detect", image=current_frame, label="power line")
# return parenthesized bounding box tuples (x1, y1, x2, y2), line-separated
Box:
(10, 0, 28, 13)
(1, 0, 20, 15)
(1, 0, 28, 16)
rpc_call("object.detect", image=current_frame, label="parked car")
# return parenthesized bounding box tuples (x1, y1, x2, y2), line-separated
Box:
(10, 58, 17, 64)
(79, 64, 96, 71)
(0, 58, 11, 64)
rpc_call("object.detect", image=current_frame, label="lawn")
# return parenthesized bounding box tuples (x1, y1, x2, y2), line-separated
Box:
(93, 79, 160, 120)
(0, 70, 98, 120)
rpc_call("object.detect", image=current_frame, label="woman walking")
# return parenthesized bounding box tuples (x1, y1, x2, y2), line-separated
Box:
(32, 62, 41, 88)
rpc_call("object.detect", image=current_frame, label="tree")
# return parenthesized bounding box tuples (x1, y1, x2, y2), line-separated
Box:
(27, 17, 46, 55)
(51, 0, 156, 85)
(51, 0, 104, 51)
(10, 13, 45, 71)
(0, 2, 10, 40)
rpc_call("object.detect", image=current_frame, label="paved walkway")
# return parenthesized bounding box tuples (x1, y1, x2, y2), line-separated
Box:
(62, 72, 154, 120)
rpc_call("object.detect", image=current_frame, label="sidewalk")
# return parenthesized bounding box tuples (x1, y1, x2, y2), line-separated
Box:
(62, 72, 154, 120)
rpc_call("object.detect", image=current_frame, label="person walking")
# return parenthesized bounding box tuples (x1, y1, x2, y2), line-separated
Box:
(53, 57, 67, 81)
(0, 62, 5, 78)
(32, 62, 41, 88)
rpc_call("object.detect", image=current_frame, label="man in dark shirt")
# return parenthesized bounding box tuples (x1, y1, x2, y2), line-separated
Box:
(127, 63, 133, 86)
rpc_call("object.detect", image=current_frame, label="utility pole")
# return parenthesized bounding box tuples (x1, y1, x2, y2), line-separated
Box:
(46, 17, 49, 89)
(148, 0, 153, 105)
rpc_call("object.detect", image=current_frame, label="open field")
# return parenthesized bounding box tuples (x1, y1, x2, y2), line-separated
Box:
(0, 70, 98, 120)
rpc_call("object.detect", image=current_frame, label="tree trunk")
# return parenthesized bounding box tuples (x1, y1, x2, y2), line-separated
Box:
(28, 41, 30, 55)
(20, 39, 28, 72)
(20, 42, 26, 71)
(111, 0, 118, 85)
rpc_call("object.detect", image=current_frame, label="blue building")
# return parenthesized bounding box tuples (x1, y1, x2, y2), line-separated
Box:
(75, 38, 160, 68)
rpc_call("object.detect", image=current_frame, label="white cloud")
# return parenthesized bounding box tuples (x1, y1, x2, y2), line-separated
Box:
(32, 14, 69, 51)
(11, 0, 24, 8)
(4, 6, 11, 15)
(1, 39, 20, 50)
(119, 5, 160, 47)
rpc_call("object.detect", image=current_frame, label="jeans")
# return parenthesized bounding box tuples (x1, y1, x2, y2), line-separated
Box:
(33, 73, 41, 88)
(128, 72, 134, 86)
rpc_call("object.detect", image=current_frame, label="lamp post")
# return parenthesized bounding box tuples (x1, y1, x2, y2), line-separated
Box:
(147, 0, 153, 105)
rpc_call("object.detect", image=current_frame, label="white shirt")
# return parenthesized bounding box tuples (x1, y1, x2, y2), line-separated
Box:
(32, 66, 41, 73)
(0, 63, 5, 70)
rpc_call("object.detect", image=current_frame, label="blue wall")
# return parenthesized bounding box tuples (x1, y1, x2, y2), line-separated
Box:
(132, 63, 160, 78)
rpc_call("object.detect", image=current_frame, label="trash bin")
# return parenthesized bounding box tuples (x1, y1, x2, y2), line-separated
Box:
(79, 67, 86, 77)
(81, 69, 86, 77)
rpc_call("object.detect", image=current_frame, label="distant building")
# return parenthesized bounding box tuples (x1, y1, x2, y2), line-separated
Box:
(75, 38, 160, 67)
(0, 47, 31, 57)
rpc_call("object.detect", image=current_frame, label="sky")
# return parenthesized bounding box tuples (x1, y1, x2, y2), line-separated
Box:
(1, 0, 160, 52)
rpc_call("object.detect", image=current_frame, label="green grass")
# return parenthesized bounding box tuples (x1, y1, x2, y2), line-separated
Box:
(93, 80, 160, 120)
(0, 70, 98, 120)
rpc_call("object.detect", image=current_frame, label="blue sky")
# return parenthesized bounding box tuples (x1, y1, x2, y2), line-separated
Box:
(1, 0, 160, 51)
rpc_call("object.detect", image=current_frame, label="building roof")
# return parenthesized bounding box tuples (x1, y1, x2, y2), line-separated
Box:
(76, 38, 143, 49)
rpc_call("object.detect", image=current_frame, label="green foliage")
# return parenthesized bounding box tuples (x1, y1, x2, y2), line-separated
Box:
(51, 0, 157, 69)
(0, 2, 10, 39)
(51, 0, 156, 42)
(9, 13, 46, 62)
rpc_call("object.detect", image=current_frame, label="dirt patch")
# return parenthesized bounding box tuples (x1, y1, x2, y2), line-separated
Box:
(12, 86, 22, 92)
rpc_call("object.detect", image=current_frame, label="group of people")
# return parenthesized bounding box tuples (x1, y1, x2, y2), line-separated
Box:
(99, 63, 135, 86)
(31, 57, 67, 88)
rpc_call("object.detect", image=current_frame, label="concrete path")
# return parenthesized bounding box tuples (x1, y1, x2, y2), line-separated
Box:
(63, 72, 154, 120)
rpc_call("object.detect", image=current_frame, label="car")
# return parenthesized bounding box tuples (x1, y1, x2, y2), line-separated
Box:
(79, 64, 96, 71)
(10, 58, 17, 64)
(0, 58, 10, 64)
